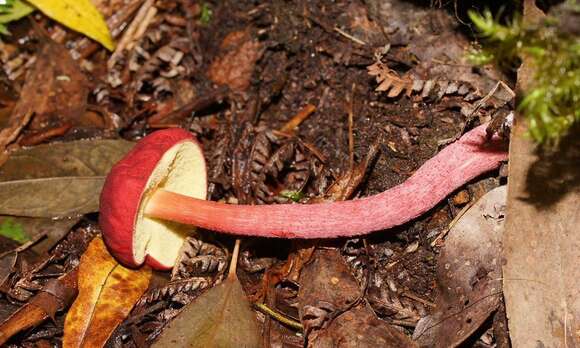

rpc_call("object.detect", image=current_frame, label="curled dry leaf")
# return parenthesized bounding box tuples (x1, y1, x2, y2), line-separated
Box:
(63, 237, 151, 348)
(413, 186, 506, 348)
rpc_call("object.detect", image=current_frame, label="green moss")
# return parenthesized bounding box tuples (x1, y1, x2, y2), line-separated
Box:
(279, 190, 304, 202)
(468, 4, 580, 145)
(199, 3, 212, 25)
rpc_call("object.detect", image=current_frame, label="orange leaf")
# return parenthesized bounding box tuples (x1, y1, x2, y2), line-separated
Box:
(63, 237, 151, 348)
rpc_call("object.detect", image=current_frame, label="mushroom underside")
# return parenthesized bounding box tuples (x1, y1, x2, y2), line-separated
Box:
(134, 140, 207, 267)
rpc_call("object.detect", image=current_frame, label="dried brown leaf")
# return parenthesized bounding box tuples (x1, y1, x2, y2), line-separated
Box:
(0, 216, 79, 254)
(153, 241, 260, 348)
(0, 139, 134, 218)
(208, 30, 263, 92)
(0, 176, 105, 218)
(413, 186, 506, 348)
(503, 3, 579, 346)
(63, 237, 151, 348)
(313, 304, 417, 348)
(0, 139, 134, 181)
(152, 275, 261, 348)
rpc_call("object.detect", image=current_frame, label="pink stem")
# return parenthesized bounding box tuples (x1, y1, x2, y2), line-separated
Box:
(145, 124, 507, 238)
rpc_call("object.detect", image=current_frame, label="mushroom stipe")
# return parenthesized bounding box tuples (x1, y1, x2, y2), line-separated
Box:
(100, 124, 507, 269)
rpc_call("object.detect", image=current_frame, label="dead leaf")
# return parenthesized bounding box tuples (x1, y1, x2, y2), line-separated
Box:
(63, 237, 151, 348)
(0, 176, 104, 218)
(0, 39, 88, 153)
(413, 186, 506, 348)
(153, 240, 261, 348)
(297, 248, 416, 347)
(0, 139, 134, 180)
(313, 304, 417, 348)
(208, 30, 263, 92)
(0, 139, 134, 218)
(298, 249, 361, 337)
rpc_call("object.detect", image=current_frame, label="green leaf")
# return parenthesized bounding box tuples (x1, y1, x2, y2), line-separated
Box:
(25, 0, 114, 50)
(0, 217, 28, 243)
(0, 0, 34, 35)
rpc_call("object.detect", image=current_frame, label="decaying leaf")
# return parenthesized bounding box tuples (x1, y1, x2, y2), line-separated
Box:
(63, 237, 151, 348)
(153, 240, 261, 348)
(26, 0, 114, 50)
(208, 30, 263, 92)
(297, 248, 416, 347)
(313, 304, 417, 348)
(503, 2, 580, 345)
(0, 39, 87, 154)
(298, 249, 361, 337)
(0, 139, 134, 218)
(413, 186, 506, 348)
(0, 176, 104, 218)
(0, 139, 134, 180)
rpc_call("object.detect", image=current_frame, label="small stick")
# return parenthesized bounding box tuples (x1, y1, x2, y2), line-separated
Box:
(254, 303, 304, 330)
(347, 83, 356, 171)
(279, 104, 316, 135)
(128, 6, 158, 51)
(107, 0, 154, 69)
(0, 269, 78, 346)
(227, 239, 241, 280)
(334, 27, 367, 46)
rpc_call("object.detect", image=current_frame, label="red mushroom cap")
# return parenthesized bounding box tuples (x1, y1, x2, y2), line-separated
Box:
(99, 128, 207, 269)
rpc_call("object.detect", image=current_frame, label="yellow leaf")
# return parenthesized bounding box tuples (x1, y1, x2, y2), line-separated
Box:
(25, 0, 114, 50)
(63, 237, 151, 348)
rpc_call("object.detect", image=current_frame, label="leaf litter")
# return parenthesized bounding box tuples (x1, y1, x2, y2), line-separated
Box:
(0, 0, 536, 346)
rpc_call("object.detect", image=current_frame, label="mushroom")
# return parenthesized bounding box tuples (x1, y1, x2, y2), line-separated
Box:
(99, 124, 507, 269)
